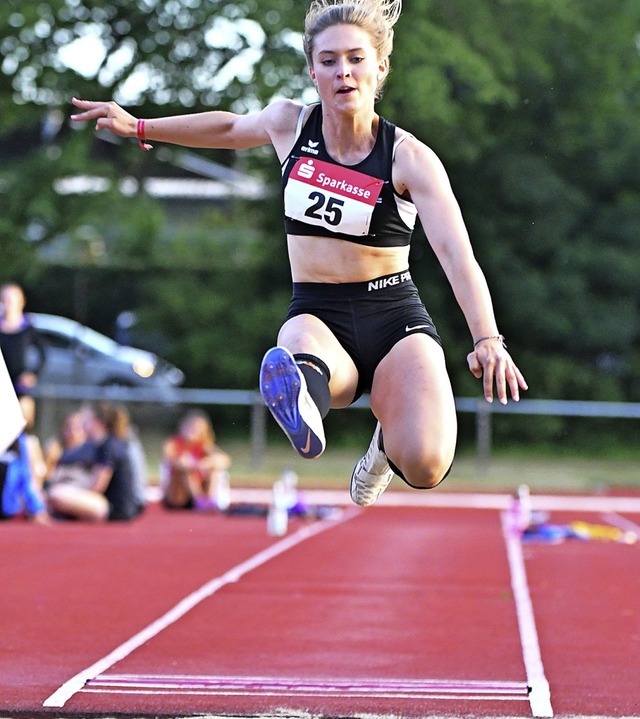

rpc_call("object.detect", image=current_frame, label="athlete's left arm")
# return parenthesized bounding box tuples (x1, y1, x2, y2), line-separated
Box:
(394, 136, 527, 404)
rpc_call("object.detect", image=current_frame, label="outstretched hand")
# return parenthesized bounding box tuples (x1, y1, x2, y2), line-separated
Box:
(70, 97, 137, 139)
(467, 338, 528, 404)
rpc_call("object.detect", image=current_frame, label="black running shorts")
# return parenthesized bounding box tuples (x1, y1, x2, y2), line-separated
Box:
(285, 270, 441, 401)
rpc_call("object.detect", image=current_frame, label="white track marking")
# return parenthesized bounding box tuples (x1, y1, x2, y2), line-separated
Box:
(44, 491, 635, 713)
(82, 674, 531, 704)
(228, 488, 640, 513)
(600, 512, 640, 537)
(501, 513, 554, 718)
(43, 508, 359, 708)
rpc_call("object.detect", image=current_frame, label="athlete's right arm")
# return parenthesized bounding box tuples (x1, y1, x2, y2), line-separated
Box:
(70, 97, 300, 152)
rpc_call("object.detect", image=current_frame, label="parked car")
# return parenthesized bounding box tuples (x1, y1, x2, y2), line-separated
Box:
(28, 313, 184, 390)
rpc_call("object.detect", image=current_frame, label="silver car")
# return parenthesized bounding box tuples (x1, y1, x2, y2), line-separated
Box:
(29, 313, 184, 390)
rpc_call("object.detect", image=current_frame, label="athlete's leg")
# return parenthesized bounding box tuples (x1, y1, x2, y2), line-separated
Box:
(260, 314, 359, 458)
(277, 314, 359, 408)
(370, 333, 457, 489)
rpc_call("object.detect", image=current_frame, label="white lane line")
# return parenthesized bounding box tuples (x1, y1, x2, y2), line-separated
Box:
(43, 509, 359, 708)
(600, 512, 640, 538)
(501, 513, 554, 718)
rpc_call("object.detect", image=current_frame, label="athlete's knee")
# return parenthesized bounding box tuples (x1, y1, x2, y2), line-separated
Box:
(395, 448, 453, 490)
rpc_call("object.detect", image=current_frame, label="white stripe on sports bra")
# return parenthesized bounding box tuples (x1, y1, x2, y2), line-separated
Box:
(392, 129, 411, 161)
(281, 104, 316, 174)
(294, 104, 309, 139)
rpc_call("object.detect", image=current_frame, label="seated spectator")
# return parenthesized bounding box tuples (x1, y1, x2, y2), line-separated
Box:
(0, 432, 49, 524)
(162, 410, 231, 510)
(116, 406, 148, 511)
(44, 408, 97, 490)
(18, 395, 47, 490)
(47, 402, 144, 522)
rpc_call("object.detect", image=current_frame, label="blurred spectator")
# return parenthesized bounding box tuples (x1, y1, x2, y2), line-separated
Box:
(114, 310, 137, 346)
(117, 407, 149, 511)
(0, 283, 46, 396)
(162, 410, 231, 510)
(18, 395, 47, 489)
(0, 431, 49, 525)
(43, 408, 97, 490)
(47, 402, 144, 522)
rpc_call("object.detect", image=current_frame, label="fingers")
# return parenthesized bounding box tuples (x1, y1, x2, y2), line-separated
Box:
(70, 98, 109, 122)
(69, 97, 135, 139)
(71, 97, 93, 109)
(466, 351, 483, 379)
(505, 364, 528, 404)
(468, 346, 527, 405)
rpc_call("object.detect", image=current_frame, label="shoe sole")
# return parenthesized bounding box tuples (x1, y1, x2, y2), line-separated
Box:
(260, 347, 325, 459)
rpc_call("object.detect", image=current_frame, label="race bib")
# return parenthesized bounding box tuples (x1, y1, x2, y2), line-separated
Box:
(284, 158, 384, 236)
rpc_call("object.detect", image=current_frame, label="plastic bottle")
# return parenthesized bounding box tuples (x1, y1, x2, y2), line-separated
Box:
(215, 471, 231, 511)
(267, 480, 288, 536)
(507, 484, 532, 535)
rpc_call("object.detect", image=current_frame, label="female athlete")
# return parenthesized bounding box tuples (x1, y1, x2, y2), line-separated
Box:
(71, 0, 527, 506)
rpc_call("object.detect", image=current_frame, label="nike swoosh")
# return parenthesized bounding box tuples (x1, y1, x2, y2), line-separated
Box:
(300, 429, 312, 454)
(405, 324, 430, 332)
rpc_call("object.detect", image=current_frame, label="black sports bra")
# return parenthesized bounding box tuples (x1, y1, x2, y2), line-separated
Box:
(281, 104, 417, 247)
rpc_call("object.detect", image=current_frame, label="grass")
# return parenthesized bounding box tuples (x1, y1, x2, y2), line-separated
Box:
(139, 429, 640, 495)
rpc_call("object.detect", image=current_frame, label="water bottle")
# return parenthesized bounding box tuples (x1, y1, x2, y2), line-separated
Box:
(508, 484, 532, 535)
(215, 471, 231, 511)
(267, 480, 288, 536)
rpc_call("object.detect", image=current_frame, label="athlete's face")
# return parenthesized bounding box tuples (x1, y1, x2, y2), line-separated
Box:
(309, 24, 388, 112)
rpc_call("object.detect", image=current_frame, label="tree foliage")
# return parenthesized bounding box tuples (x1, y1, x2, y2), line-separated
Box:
(1, 0, 640, 435)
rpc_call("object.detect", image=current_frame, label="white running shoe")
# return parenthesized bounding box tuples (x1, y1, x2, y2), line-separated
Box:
(260, 346, 326, 459)
(350, 422, 394, 507)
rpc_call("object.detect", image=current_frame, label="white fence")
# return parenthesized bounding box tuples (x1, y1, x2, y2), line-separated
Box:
(32, 384, 640, 468)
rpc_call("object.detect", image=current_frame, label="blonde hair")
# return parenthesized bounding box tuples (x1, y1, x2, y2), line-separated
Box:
(303, 0, 402, 96)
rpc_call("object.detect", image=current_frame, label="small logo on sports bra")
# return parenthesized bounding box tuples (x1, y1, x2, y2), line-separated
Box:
(301, 139, 320, 155)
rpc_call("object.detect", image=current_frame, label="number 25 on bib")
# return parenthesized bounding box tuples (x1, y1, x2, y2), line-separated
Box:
(284, 158, 384, 236)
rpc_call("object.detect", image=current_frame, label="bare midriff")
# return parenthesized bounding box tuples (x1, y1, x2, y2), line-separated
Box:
(287, 234, 410, 283)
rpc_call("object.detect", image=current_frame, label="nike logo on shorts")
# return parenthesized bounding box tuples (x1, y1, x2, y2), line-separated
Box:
(405, 324, 430, 332)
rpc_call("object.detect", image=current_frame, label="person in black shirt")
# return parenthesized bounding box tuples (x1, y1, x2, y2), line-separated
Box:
(47, 403, 143, 522)
(0, 283, 46, 397)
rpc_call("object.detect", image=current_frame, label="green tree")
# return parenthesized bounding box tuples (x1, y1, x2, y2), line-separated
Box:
(381, 0, 640, 411)
(2, 0, 639, 435)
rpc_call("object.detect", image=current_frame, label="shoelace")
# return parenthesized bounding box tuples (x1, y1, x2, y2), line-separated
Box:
(352, 454, 391, 500)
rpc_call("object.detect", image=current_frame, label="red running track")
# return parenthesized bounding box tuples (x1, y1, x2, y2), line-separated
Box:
(1, 490, 639, 718)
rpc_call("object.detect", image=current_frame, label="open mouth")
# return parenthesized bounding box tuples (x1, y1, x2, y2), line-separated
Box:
(337, 87, 356, 94)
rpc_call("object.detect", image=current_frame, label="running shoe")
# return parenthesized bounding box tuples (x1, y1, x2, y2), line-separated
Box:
(260, 346, 326, 459)
(350, 422, 394, 506)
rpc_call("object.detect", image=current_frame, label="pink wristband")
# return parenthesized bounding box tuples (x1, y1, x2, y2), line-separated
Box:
(136, 119, 153, 151)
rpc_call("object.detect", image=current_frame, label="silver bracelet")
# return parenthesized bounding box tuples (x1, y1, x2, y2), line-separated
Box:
(473, 334, 507, 349)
